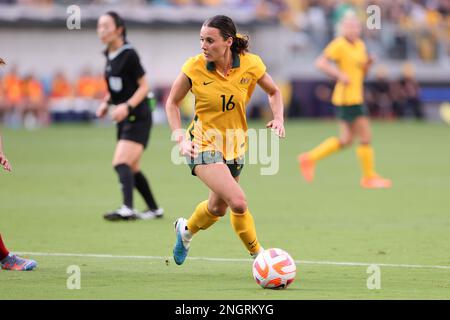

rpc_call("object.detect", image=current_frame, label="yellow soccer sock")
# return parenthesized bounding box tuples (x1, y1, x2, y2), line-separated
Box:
(308, 136, 341, 162)
(230, 209, 261, 255)
(186, 200, 219, 235)
(356, 144, 377, 178)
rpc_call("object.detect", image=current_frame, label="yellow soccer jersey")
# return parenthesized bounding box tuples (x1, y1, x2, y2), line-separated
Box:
(324, 37, 368, 106)
(182, 52, 266, 160)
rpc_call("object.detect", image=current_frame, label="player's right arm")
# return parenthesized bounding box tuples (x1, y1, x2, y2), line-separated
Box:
(96, 92, 111, 118)
(165, 72, 198, 158)
(0, 60, 11, 172)
(0, 132, 12, 172)
(315, 54, 349, 85)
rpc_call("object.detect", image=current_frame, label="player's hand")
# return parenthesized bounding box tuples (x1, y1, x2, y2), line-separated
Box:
(178, 138, 199, 158)
(338, 73, 350, 85)
(110, 103, 129, 123)
(266, 119, 285, 138)
(96, 101, 109, 118)
(0, 153, 12, 172)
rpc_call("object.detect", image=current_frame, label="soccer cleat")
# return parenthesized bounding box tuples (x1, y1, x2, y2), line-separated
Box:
(173, 218, 190, 265)
(136, 208, 164, 220)
(360, 176, 392, 189)
(1, 254, 37, 271)
(103, 205, 137, 221)
(298, 153, 315, 183)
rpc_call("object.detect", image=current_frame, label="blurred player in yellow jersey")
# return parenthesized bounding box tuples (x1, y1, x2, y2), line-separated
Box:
(298, 13, 391, 189)
(166, 15, 285, 265)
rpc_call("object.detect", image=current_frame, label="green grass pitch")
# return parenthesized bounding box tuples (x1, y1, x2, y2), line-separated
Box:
(0, 120, 449, 299)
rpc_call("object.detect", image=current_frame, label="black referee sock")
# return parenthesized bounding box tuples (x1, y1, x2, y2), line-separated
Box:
(134, 171, 158, 211)
(114, 164, 134, 208)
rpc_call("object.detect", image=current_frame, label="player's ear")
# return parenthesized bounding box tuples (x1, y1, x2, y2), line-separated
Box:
(115, 26, 124, 38)
(226, 36, 233, 47)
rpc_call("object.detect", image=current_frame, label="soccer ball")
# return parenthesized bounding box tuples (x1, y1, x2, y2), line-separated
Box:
(252, 248, 296, 289)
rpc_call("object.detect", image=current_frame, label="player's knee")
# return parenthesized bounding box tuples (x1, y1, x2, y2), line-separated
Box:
(229, 196, 247, 214)
(340, 137, 353, 147)
(130, 163, 140, 173)
(209, 203, 228, 217)
(112, 158, 131, 167)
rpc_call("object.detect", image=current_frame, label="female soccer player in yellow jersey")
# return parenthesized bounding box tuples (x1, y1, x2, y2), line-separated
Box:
(165, 15, 285, 265)
(298, 13, 391, 189)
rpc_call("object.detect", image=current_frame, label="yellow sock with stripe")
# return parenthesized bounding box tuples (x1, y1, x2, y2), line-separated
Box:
(230, 209, 261, 255)
(186, 200, 219, 235)
(356, 144, 377, 178)
(308, 136, 341, 162)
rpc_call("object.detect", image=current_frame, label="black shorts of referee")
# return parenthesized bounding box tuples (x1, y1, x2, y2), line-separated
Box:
(116, 101, 152, 149)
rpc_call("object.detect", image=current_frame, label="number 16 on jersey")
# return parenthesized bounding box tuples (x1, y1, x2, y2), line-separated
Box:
(221, 95, 235, 112)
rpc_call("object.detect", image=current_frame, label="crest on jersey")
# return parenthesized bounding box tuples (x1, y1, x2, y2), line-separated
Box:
(240, 77, 251, 85)
(109, 76, 123, 92)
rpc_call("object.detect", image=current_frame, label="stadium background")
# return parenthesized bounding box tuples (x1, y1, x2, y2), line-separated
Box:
(1, 0, 450, 300)
(1, 0, 449, 127)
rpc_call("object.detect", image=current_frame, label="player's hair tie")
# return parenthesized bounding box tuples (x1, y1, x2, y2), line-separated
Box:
(236, 33, 243, 39)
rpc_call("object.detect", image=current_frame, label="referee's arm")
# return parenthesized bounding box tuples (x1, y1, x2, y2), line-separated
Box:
(127, 75, 149, 109)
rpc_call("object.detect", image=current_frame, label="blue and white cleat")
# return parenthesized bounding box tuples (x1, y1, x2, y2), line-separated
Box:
(173, 217, 190, 265)
(1, 253, 37, 271)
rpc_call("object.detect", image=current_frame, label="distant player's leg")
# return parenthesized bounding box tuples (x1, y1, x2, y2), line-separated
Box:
(298, 121, 350, 182)
(0, 234, 37, 271)
(353, 116, 391, 188)
(131, 157, 163, 220)
(197, 164, 263, 256)
(0, 234, 9, 261)
(104, 140, 142, 221)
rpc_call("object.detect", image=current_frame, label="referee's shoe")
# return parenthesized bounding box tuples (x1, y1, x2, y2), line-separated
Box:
(104, 205, 138, 221)
(136, 208, 164, 220)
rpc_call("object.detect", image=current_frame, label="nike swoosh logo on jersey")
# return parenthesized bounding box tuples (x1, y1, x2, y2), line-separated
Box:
(203, 81, 214, 85)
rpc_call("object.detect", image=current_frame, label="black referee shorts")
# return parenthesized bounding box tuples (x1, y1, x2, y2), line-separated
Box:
(117, 116, 152, 149)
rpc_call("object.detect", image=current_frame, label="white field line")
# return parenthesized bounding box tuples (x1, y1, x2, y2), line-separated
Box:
(16, 251, 450, 270)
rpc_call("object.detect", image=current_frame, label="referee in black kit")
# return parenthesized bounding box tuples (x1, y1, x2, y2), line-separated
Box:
(96, 11, 163, 221)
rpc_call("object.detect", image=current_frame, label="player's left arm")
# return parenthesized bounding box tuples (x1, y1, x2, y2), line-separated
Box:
(363, 50, 375, 77)
(257, 72, 285, 138)
(126, 75, 149, 109)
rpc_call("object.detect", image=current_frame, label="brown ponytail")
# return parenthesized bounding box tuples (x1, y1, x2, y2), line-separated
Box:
(203, 15, 249, 54)
(231, 33, 249, 55)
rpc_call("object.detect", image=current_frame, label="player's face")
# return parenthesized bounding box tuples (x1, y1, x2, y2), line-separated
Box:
(200, 26, 232, 62)
(97, 15, 122, 45)
(342, 18, 361, 41)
